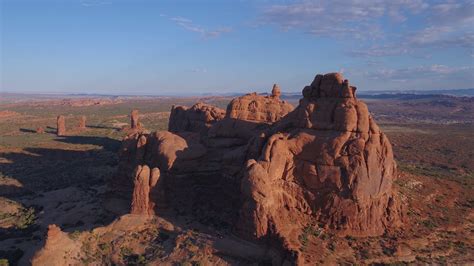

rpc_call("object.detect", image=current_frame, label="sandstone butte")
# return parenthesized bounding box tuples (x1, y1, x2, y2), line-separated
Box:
(112, 73, 404, 263)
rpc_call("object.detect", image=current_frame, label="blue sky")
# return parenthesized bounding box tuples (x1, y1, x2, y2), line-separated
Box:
(1, 0, 473, 94)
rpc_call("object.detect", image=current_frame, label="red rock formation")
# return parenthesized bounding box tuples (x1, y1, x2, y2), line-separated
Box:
(78, 115, 86, 130)
(130, 164, 163, 215)
(238, 73, 403, 260)
(36, 127, 45, 134)
(113, 76, 402, 262)
(169, 103, 225, 133)
(226, 90, 293, 123)
(271, 84, 281, 98)
(131, 109, 139, 129)
(31, 224, 80, 265)
(56, 115, 66, 136)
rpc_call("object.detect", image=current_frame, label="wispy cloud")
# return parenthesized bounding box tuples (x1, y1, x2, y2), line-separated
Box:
(80, 0, 111, 7)
(191, 67, 208, 73)
(166, 16, 232, 38)
(259, 0, 427, 39)
(367, 65, 474, 82)
(260, 0, 473, 59)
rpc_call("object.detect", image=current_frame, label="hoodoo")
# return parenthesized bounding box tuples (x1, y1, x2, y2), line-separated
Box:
(131, 109, 139, 129)
(112, 74, 403, 262)
(56, 115, 66, 136)
(78, 115, 86, 130)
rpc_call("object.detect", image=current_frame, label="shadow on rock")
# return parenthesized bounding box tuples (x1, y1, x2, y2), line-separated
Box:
(0, 136, 123, 265)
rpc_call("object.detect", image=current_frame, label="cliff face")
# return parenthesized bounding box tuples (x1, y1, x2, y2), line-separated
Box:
(238, 74, 403, 259)
(113, 87, 291, 226)
(113, 75, 403, 261)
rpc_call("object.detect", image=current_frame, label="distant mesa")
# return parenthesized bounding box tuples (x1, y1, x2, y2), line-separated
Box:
(58, 98, 123, 107)
(0, 110, 20, 118)
(111, 74, 403, 263)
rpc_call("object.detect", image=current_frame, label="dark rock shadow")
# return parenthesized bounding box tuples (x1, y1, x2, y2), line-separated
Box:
(20, 128, 56, 134)
(86, 125, 121, 130)
(54, 135, 121, 152)
(0, 136, 123, 264)
(19, 128, 36, 133)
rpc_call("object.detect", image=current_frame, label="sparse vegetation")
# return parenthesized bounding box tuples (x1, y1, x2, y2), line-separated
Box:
(422, 219, 438, 229)
(69, 230, 81, 240)
(1, 96, 473, 264)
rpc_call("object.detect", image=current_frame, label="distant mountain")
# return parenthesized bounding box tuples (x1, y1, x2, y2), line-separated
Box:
(2, 88, 473, 101)
(357, 88, 474, 97)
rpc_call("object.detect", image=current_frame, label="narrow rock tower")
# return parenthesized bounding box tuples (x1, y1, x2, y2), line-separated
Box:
(78, 116, 86, 130)
(271, 84, 281, 98)
(131, 109, 139, 129)
(56, 115, 66, 136)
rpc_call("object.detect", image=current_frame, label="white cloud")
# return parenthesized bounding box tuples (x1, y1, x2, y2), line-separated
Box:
(259, 0, 428, 39)
(367, 65, 474, 81)
(191, 67, 208, 73)
(168, 16, 232, 38)
(349, 45, 412, 57)
(80, 0, 111, 7)
(430, 1, 474, 25)
(260, 0, 473, 58)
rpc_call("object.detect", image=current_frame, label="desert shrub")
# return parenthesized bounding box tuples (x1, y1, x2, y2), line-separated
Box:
(69, 230, 81, 240)
(422, 219, 437, 229)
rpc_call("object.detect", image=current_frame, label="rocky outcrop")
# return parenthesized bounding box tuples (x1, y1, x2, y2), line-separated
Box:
(238, 74, 403, 252)
(131, 165, 161, 215)
(226, 91, 293, 123)
(169, 103, 225, 133)
(271, 84, 281, 98)
(78, 115, 86, 130)
(113, 75, 403, 262)
(56, 115, 66, 136)
(31, 225, 80, 266)
(36, 127, 45, 134)
(131, 109, 139, 129)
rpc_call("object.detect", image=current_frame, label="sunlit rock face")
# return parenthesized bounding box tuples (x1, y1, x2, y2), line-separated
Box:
(114, 73, 403, 262)
(238, 74, 403, 258)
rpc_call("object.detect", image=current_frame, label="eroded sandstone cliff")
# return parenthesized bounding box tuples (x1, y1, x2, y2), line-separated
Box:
(113, 75, 403, 262)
